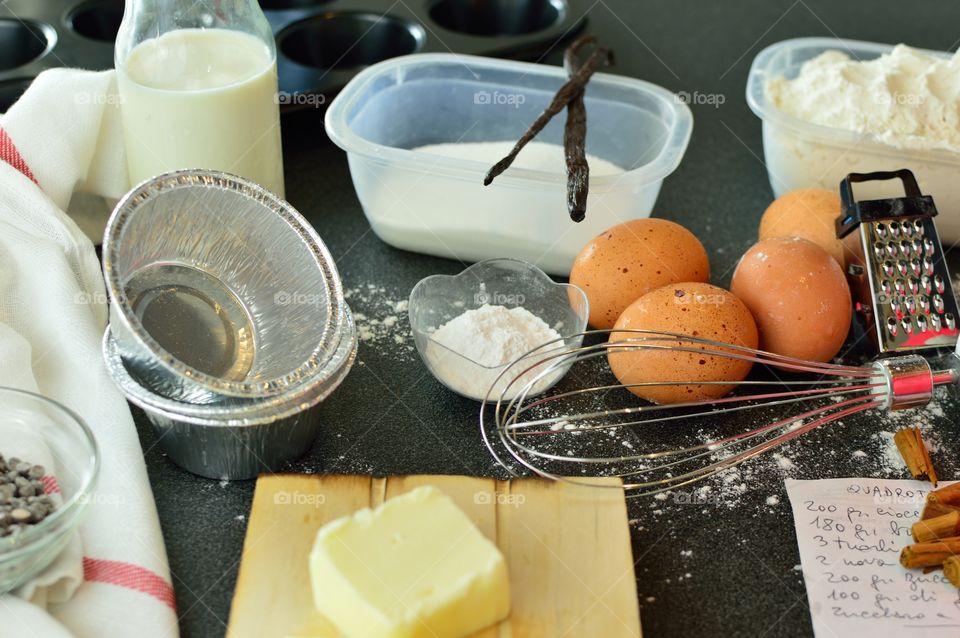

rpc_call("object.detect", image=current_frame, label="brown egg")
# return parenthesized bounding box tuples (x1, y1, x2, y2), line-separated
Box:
(570, 219, 710, 329)
(759, 188, 853, 268)
(730, 237, 852, 363)
(608, 282, 759, 404)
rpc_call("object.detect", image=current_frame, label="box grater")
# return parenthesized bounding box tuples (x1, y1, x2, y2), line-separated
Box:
(837, 169, 959, 355)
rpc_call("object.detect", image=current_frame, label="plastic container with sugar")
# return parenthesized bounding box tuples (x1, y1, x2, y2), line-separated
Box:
(325, 53, 692, 275)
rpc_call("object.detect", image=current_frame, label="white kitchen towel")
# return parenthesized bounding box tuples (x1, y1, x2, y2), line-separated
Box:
(0, 69, 179, 637)
(0, 322, 83, 609)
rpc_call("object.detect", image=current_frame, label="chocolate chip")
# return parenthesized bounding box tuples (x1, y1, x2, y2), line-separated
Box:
(0, 453, 59, 536)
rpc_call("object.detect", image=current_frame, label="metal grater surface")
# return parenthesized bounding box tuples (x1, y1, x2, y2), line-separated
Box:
(838, 169, 959, 355)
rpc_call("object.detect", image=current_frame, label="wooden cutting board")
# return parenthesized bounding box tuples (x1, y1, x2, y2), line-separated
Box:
(226, 474, 641, 638)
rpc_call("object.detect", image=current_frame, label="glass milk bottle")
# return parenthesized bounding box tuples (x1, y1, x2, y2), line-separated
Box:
(115, 0, 285, 196)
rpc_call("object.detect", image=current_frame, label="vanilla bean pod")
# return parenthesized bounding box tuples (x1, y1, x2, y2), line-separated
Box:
(563, 35, 595, 222)
(483, 38, 613, 190)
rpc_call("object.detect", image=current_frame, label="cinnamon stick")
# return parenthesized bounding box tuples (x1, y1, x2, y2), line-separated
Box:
(921, 500, 960, 521)
(945, 555, 960, 588)
(912, 510, 960, 542)
(928, 482, 960, 507)
(894, 427, 938, 486)
(900, 536, 960, 569)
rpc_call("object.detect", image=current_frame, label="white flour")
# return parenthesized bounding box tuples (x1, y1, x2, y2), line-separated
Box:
(425, 304, 563, 401)
(624, 389, 950, 519)
(867, 394, 945, 476)
(344, 284, 414, 358)
(766, 45, 960, 152)
(413, 140, 625, 176)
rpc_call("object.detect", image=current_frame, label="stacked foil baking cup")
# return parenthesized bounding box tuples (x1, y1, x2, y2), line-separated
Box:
(100, 170, 357, 479)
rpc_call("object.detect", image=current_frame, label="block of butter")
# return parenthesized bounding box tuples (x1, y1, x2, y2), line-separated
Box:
(309, 485, 510, 638)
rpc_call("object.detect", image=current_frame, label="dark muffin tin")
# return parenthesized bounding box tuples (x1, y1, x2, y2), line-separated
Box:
(0, 0, 585, 112)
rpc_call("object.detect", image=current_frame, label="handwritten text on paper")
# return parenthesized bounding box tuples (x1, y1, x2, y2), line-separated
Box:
(786, 478, 960, 637)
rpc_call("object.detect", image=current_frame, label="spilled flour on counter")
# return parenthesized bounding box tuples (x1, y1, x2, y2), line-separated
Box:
(344, 283, 414, 358)
(625, 386, 954, 518)
(484, 336, 958, 524)
(865, 396, 945, 476)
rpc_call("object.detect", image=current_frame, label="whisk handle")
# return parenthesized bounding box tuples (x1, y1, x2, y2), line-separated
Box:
(873, 355, 935, 410)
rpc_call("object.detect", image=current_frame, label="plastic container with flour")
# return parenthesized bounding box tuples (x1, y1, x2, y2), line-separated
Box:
(747, 38, 960, 244)
(116, 0, 284, 196)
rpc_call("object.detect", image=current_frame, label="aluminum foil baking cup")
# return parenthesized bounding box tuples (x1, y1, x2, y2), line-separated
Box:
(102, 306, 357, 480)
(102, 169, 344, 404)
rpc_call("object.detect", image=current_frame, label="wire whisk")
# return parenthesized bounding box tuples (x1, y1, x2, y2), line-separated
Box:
(479, 329, 958, 497)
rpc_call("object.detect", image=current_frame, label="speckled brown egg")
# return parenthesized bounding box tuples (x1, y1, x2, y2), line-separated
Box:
(608, 282, 759, 404)
(759, 188, 854, 268)
(570, 219, 709, 329)
(730, 237, 852, 363)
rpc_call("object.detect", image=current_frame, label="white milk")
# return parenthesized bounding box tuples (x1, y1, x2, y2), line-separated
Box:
(118, 28, 284, 196)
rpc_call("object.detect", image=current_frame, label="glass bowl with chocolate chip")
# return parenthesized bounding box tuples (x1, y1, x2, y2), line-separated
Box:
(0, 387, 99, 593)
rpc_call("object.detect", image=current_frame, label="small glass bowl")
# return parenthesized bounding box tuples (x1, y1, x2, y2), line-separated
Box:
(409, 258, 589, 401)
(0, 387, 99, 593)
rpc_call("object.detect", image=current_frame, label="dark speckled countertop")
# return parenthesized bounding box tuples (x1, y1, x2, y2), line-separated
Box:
(133, 1, 960, 636)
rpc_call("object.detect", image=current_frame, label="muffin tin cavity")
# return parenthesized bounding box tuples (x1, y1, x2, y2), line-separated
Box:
(0, 78, 32, 112)
(69, 0, 124, 42)
(0, 20, 52, 71)
(279, 13, 424, 70)
(429, 0, 563, 36)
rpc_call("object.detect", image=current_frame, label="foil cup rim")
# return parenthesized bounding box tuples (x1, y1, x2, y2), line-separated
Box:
(102, 169, 345, 400)
(102, 305, 358, 427)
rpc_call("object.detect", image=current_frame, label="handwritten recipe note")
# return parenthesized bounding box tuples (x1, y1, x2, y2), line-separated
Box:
(786, 478, 960, 637)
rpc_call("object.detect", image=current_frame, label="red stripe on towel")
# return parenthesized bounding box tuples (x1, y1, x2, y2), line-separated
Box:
(83, 557, 177, 611)
(0, 127, 38, 184)
(41, 475, 60, 494)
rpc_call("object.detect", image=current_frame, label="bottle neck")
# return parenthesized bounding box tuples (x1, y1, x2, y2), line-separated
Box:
(116, 0, 275, 65)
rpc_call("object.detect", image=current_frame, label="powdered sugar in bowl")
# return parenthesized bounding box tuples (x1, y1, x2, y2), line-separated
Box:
(409, 259, 589, 401)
